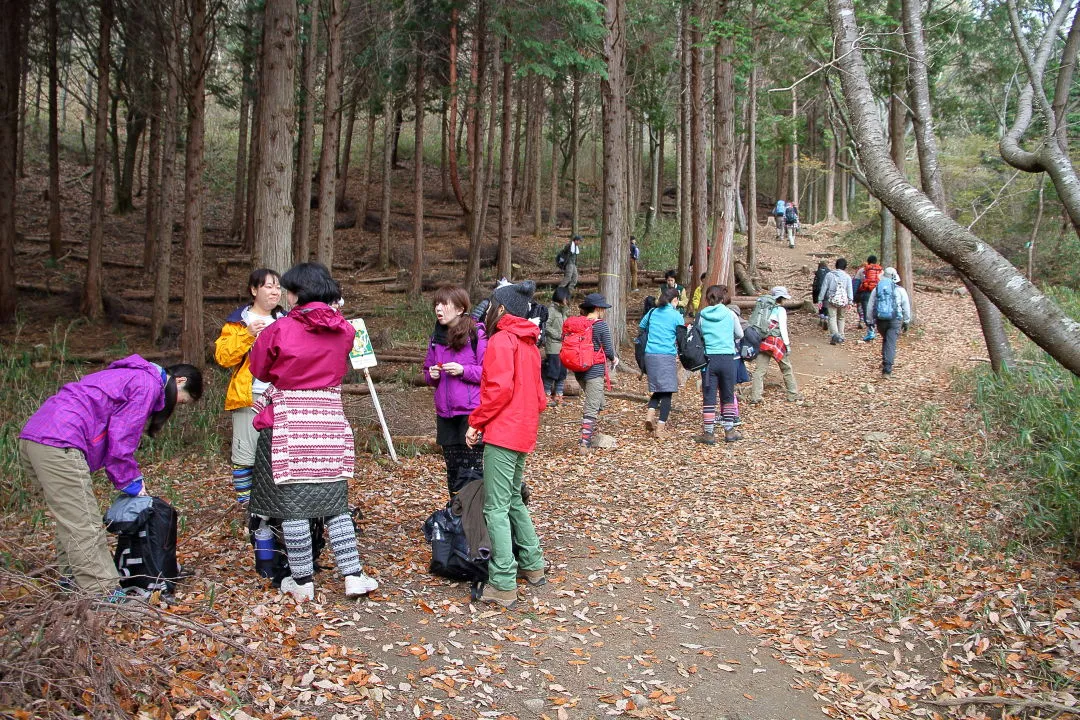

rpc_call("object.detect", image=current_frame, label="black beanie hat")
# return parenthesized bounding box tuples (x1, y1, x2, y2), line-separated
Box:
(492, 280, 536, 319)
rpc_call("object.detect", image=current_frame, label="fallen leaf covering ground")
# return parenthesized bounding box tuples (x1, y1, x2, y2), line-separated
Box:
(4, 198, 1079, 719)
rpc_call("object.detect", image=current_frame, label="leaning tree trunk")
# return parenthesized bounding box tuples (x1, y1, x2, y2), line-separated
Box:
(82, 0, 113, 319)
(600, 0, 628, 344)
(253, 0, 297, 274)
(829, 0, 1080, 375)
(902, 0, 1013, 371)
(316, 0, 342, 269)
(292, 0, 319, 264)
(181, 0, 208, 363)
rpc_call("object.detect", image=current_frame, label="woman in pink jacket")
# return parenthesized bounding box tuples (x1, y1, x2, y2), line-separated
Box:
(249, 263, 378, 602)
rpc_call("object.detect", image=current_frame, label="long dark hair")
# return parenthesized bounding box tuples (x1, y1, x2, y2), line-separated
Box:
(433, 285, 478, 352)
(147, 364, 203, 437)
(657, 287, 680, 306)
(705, 284, 729, 307)
(281, 262, 342, 306)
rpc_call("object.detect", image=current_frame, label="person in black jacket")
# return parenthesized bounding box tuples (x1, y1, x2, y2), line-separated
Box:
(811, 261, 829, 329)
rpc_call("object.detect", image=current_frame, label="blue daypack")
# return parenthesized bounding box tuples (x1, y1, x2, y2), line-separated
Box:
(774, 200, 786, 216)
(875, 278, 898, 320)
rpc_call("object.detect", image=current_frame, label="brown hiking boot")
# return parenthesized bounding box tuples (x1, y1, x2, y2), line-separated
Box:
(654, 421, 667, 437)
(724, 428, 743, 443)
(644, 407, 657, 432)
(693, 432, 717, 445)
(481, 585, 518, 609)
(518, 568, 547, 586)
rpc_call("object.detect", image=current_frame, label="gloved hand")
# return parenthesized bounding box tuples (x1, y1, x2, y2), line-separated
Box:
(122, 478, 146, 496)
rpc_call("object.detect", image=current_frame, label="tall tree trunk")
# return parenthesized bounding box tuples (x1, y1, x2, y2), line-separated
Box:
(82, 0, 113, 319)
(0, 0, 24, 321)
(336, 85, 359, 208)
(253, 0, 297, 274)
(497, 48, 513, 280)
(467, 0, 487, 223)
(829, 0, 1080, 374)
(293, 0, 319, 264)
(47, 0, 63, 260)
(151, 35, 179, 344)
(677, 5, 691, 282)
(902, 0, 1012, 369)
(647, 124, 658, 234)
(708, 31, 737, 296)
(689, 0, 707, 289)
(380, 94, 394, 270)
(316, 0, 342, 268)
(440, 99, 448, 198)
(887, 7, 913, 310)
(410, 49, 425, 297)
(229, 16, 253, 241)
(358, 108, 375, 216)
(532, 80, 544, 238)
(243, 9, 265, 255)
(824, 122, 836, 221)
(181, 0, 208, 363)
(791, 87, 799, 207)
(143, 57, 162, 270)
(446, 7, 467, 214)
(16, 24, 27, 179)
(600, 0, 628, 344)
(746, 66, 758, 279)
(570, 72, 580, 236)
(548, 81, 559, 232)
(463, 69, 489, 294)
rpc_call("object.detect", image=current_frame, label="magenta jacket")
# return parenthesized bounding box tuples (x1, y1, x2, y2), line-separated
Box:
(20, 355, 166, 492)
(248, 302, 354, 430)
(423, 322, 487, 418)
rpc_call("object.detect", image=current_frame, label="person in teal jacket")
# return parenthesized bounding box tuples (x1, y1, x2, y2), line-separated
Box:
(695, 285, 744, 444)
(637, 286, 683, 436)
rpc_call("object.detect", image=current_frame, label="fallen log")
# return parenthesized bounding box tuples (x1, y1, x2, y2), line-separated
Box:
(914, 281, 963, 294)
(120, 289, 244, 303)
(17, 280, 74, 294)
(70, 350, 182, 364)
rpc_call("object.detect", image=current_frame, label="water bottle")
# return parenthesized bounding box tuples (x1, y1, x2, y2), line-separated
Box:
(253, 520, 276, 578)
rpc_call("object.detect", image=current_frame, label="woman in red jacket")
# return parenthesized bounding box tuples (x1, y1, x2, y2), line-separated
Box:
(465, 280, 548, 608)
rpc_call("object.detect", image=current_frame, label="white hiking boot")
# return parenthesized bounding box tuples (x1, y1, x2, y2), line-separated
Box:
(280, 576, 315, 602)
(345, 572, 379, 598)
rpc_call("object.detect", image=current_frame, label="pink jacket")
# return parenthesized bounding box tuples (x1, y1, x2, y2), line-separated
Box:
(249, 302, 354, 429)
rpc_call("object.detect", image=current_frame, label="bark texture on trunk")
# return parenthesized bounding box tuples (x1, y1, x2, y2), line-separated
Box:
(181, 0, 208, 363)
(83, 0, 113, 319)
(380, 95, 393, 270)
(709, 33, 737, 297)
(229, 28, 252, 241)
(253, 0, 297, 274)
(293, 0, 319, 264)
(151, 37, 179, 344)
(47, 0, 62, 260)
(600, 0, 628, 345)
(316, 0, 342, 268)
(746, 66, 758, 275)
(0, 0, 24, 321)
(497, 50, 513, 280)
(830, 0, 1080, 375)
(410, 51, 425, 297)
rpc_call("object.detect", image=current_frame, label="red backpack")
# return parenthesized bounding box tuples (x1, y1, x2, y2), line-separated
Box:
(559, 316, 606, 372)
(862, 264, 883, 292)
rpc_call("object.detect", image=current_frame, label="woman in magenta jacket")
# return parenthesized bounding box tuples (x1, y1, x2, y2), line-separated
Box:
(465, 281, 548, 609)
(423, 286, 487, 498)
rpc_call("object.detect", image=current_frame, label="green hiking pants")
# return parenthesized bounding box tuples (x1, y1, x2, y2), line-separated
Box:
(482, 443, 545, 591)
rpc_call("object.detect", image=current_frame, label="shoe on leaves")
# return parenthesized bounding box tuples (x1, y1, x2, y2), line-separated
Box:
(693, 432, 717, 445)
(280, 576, 315, 602)
(345, 572, 379, 598)
(724, 428, 743, 443)
(518, 568, 547, 586)
(481, 585, 519, 609)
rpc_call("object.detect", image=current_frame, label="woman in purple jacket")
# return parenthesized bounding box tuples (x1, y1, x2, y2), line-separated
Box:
(423, 286, 487, 497)
(19, 355, 203, 596)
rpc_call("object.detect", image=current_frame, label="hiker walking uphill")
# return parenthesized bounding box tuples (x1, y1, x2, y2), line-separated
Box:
(629, 237, 640, 292)
(748, 287, 802, 403)
(811, 261, 830, 329)
(773, 199, 787, 239)
(784, 203, 800, 248)
(214, 269, 285, 506)
(542, 287, 571, 409)
(464, 280, 548, 609)
(867, 267, 912, 377)
(817, 258, 854, 345)
(556, 236, 582, 293)
(19, 356, 203, 598)
(560, 293, 619, 454)
(423, 286, 487, 498)
(854, 255, 884, 341)
(638, 287, 683, 437)
(249, 262, 379, 602)
(695, 285, 744, 444)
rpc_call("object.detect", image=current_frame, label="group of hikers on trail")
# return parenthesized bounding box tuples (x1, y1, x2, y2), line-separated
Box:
(19, 227, 914, 611)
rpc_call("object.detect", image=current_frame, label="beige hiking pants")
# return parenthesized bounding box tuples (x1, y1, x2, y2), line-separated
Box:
(20, 439, 119, 594)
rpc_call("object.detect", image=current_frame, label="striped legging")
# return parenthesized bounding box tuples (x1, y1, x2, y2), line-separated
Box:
(282, 513, 361, 583)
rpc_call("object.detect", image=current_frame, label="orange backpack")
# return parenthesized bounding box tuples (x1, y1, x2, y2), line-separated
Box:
(862, 264, 883, 292)
(559, 316, 606, 372)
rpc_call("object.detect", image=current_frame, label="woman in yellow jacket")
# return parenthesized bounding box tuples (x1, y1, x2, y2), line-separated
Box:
(215, 269, 283, 504)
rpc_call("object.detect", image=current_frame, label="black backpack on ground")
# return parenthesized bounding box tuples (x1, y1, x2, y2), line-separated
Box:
(423, 468, 489, 599)
(104, 495, 181, 594)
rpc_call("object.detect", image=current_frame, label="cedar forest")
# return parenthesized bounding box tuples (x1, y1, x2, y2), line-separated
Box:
(1, 0, 1079, 718)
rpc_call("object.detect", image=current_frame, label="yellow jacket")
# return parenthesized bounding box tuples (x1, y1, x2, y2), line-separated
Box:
(215, 311, 259, 411)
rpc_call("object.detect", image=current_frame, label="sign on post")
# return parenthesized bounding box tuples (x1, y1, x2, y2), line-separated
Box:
(348, 318, 398, 463)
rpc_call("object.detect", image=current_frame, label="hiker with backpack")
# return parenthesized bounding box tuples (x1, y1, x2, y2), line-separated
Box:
(629, 237, 640, 292)
(214, 269, 285, 506)
(811, 260, 830, 329)
(561, 293, 619, 453)
(249, 263, 379, 602)
(19, 356, 203, 599)
(748, 287, 802, 403)
(817, 257, 854, 344)
(464, 280, 548, 609)
(556, 235, 582, 293)
(773, 200, 786, 239)
(695, 285, 744, 444)
(866, 267, 912, 377)
(637, 286, 683, 437)
(423, 286, 488, 498)
(542, 286, 571, 409)
(854, 255, 884, 341)
(784, 203, 800, 248)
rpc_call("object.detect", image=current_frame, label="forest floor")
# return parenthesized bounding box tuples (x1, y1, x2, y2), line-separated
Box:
(4, 157, 1080, 720)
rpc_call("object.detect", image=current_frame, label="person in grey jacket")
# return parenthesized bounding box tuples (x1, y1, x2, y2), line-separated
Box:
(816, 258, 854, 345)
(866, 267, 912, 377)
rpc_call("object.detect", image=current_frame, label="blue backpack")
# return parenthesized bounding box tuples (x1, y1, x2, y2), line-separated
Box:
(875, 278, 897, 320)
(774, 200, 786, 216)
